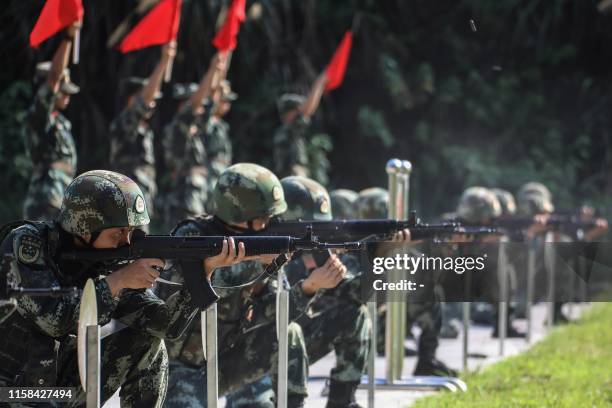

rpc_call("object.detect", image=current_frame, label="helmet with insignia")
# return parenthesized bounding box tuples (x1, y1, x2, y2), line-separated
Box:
(491, 188, 517, 216)
(456, 187, 502, 224)
(213, 163, 287, 224)
(517, 182, 554, 215)
(330, 189, 358, 220)
(356, 187, 389, 219)
(280, 176, 332, 221)
(58, 170, 150, 237)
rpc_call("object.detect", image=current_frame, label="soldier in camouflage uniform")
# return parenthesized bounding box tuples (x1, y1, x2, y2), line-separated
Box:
(0, 170, 220, 407)
(162, 52, 228, 226)
(272, 73, 328, 179)
(357, 187, 457, 376)
(164, 163, 326, 408)
(202, 79, 235, 206)
(23, 22, 81, 221)
(226, 177, 370, 408)
(329, 189, 359, 219)
(110, 42, 176, 231)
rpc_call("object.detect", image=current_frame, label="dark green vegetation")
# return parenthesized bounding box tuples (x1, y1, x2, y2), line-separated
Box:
(412, 303, 612, 407)
(2, 0, 612, 223)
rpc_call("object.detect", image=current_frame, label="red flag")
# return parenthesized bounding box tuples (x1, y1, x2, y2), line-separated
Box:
(30, 0, 84, 48)
(325, 31, 353, 92)
(119, 0, 182, 53)
(212, 0, 246, 52)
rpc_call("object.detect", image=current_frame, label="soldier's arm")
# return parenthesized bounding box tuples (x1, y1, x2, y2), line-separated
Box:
(140, 41, 176, 107)
(188, 52, 227, 111)
(46, 22, 79, 92)
(6, 228, 118, 338)
(300, 72, 328, 118)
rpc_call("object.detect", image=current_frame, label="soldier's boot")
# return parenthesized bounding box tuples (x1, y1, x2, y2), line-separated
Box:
(413, 358, 458, 377)
(492, 324, 526, 338)
(325, 380, 363, 408)
(287, 393, 306, 408)
(553, 302, 570, 325)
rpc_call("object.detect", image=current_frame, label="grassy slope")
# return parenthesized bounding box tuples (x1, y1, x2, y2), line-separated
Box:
(412, 304, 612, 407)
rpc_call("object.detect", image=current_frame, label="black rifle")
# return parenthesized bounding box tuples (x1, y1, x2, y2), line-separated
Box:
(60, 229, 362, 309)
(494, 214, 600, 233)
(261, 211, 499, 244)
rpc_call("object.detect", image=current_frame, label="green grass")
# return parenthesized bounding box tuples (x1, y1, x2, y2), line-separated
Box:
(412, 304, 612, 407)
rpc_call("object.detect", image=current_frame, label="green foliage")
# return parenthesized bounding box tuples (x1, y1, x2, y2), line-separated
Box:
(0, 81, 32, 220)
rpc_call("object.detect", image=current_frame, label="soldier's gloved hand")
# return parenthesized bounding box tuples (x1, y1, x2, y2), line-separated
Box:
(301, 254, 346, 295)
(203, 237, 247, 280)
(106, 258, 165, 296)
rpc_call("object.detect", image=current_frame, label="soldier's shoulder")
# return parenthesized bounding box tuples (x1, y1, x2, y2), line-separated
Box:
(172, 215, 214, 236)
(4, 224, 47, 266)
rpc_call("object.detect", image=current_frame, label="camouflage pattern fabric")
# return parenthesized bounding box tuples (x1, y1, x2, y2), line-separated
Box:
(330, 189, 359, 220)
(23, 84, 77, 221)
(161, 215, 312, 406)
(456, 186, 502, 224)
(490, 188, 517, 216)
(280, 176, 332, 221)
(58, 170, 150, 237)
(202, 116, 233, 200)
(109, 96, 157, 220)
(162, 104, 210, 225)
(225, 253, 371, 406)
(272, 115, 311, 179)
(0, 221, 199, 405)
(356, 187, 389, 219)
(212, 163, 287, 224)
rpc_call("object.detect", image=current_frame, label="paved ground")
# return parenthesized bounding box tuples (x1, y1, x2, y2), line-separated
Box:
(104, 302, 586, 407)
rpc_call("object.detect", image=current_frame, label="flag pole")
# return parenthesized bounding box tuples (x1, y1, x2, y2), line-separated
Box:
(164, 0, 180, 82)
(72, 28, 81, 64)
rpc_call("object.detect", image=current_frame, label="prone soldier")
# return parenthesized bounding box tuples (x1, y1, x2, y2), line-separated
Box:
(23, 21, 81, 221)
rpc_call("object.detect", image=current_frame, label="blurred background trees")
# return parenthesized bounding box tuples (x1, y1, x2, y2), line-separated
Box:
(2, 0, 612, 224)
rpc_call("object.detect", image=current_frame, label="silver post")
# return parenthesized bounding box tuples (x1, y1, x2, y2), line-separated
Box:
(462, 302, 470, 372)
(72, 29, 80, 64)
(497, 237, 508, 356)
(545, 232, 555, 331)
(205, 306, 218, 408)
(85, 325, 100, 408)
(277, 269, 289, 408)
(367, 299, 376, 408)
(526, 239, 536, 343)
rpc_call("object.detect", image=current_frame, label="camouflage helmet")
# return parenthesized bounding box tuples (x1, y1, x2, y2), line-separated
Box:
(456, 187, 502, 224)
(280, 176, 332, 221)
(330, 189, 359, 220)
(58, 170, 150, 237)
(356, 188, 389, 219)
(491, 188, 517, 216)
(277, 93, 305, 117)
(518, 182, 552, 201)
(517, 182, 554, 215)
(213, 163, 287, 224)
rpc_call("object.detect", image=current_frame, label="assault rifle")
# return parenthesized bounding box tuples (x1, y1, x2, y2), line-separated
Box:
(493, 214, 601, 233)
(260, 211, 499, 244)
(60, 229, 362, 309)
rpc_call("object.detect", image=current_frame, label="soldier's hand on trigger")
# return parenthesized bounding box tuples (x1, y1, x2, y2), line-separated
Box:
(301, 254, 346, 295)
(584, 217, 609, 241)
(106, 258, 165, 297)
(203, 237, 247, 280)
(391, 228, 411, 242)
(525, 214, 550, 237)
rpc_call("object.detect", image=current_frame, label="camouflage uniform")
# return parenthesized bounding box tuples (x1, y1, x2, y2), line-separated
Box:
(0, 171, 200, 407)
(162, 164, 311, 407)
(162, 91, 211, 226)
(273, 94, 310, 178)
(23, 80, 78, 221)
(109, 95, 158, 227)
(227, 177, 371, 408)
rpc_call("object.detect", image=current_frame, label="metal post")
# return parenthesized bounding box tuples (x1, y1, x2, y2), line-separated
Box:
(85, 325, 100, 408)
(277, 270, 289, 408)
(205, 306, 218, 408)
(462, 302, 470, 372)
(545, 232, 555, 331)
(526, 239, 536, 343)
(497, 237, 508, 356)
(367, 299, 376, 408)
